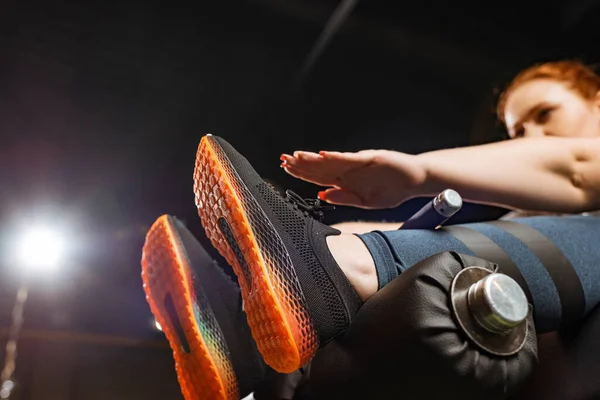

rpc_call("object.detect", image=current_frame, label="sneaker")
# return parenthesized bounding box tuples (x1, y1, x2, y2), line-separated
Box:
(193, 135, 362, 373)
(141, 215, 267, 400)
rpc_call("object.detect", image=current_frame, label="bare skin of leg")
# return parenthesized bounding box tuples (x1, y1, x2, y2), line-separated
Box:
(326, 233, 379, 302)
(331, 221, 402, 234)
(326, 221, 400, 301)
(329, 224, 572, 400)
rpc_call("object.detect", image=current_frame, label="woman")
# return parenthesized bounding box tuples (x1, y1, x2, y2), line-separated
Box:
(194, 133, 600, 374)
(144, 61, 600, 400)
(280, 60, 600, 216)
(274, 60, 600, 399)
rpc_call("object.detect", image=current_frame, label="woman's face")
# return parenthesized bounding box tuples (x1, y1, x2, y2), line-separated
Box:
(503, 79, 600, 139)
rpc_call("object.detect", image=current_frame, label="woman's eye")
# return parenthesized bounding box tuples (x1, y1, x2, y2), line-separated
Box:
(513, 127, 525, 138)
(536, 108, 553, 123)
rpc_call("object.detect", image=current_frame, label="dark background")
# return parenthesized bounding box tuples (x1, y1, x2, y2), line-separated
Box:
(0, 0, 599, 398)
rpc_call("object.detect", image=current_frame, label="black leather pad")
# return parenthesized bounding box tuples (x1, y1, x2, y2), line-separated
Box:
(302, 251, 538, 400)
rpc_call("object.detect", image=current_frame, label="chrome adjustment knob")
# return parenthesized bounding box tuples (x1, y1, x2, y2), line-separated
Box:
(450, 267, 530, 356)
(467, 273, 528, 334)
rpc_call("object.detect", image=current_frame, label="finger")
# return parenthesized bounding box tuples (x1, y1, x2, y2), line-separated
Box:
(318, 150, 345, 159)
(282, 154, 331, 175)
(281, 151, 321, 168)
(317, 188, 365, 207)
(281, 164, 312, 179)
(293, 150, 321, 161)
(280, 153, 300, 166)
(283, 165, 337, 187)
(318, 150, 366, 165)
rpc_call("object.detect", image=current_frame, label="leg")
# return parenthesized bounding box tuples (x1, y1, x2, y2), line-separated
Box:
(193, 134, 600, 373)
(331, 215, 600, 333)
(326, 233, 378, 302)
(328, 219, 402, 301)
(330, 221, 402, 234)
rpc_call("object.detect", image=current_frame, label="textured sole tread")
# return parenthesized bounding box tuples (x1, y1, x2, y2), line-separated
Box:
(141, 215, 238, 400)
(193, 136, 317, 373)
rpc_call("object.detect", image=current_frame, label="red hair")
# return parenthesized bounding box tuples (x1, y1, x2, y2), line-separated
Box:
(497, 60, 600, 123)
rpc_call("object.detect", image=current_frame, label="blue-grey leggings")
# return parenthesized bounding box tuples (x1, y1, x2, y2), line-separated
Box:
(357, 215, 600, 333)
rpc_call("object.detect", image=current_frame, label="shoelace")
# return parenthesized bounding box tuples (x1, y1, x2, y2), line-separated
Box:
(285, 189, 334, 222)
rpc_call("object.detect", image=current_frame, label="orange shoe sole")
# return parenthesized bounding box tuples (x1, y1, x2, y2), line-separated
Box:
(141, 215, 239, 400)
(193, 135, 317, 373)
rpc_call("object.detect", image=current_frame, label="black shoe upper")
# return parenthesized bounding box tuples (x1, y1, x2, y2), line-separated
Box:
(213, 136, 363, 346)
(171, 216, 268, 397)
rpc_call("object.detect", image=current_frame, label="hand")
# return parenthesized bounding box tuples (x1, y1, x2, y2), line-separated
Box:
(280, 149, 427, 209)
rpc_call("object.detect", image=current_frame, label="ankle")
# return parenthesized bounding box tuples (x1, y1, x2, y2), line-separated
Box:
(326, 234, 378, 301)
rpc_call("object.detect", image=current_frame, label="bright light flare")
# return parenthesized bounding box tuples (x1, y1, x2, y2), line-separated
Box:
(16, 227, 66, 271)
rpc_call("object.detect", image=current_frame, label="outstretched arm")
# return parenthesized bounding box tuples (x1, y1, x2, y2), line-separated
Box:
(282, 137, 600, 213)
(416, 137, 600, 213)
